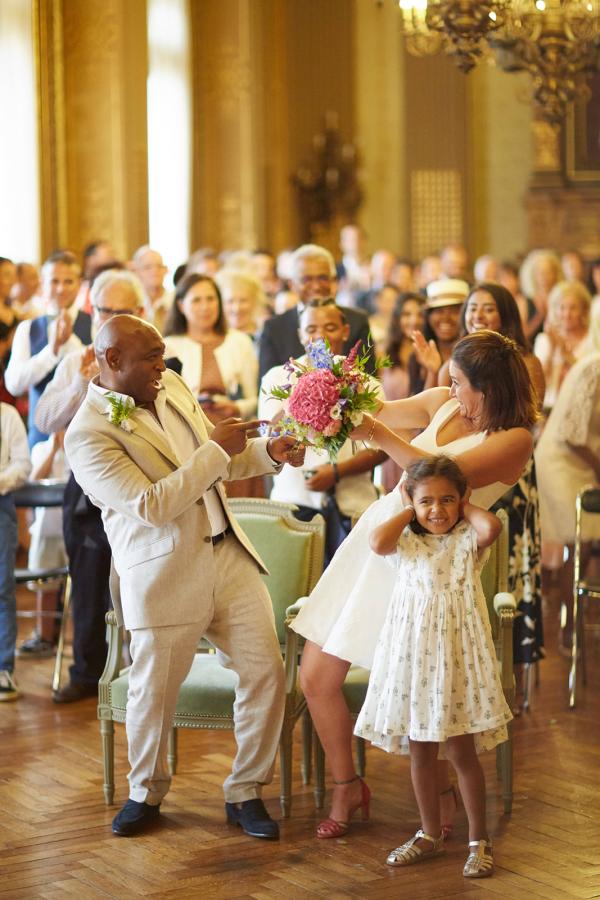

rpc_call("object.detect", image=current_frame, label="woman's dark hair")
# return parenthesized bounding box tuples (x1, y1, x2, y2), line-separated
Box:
(404, 455, 467, 500)
(462, 282, 529, 352)
(451, 330, 538, 431)
(587, 257, 600, 296)
(164, 273, 227, 337)
(385, 292, 425, 366)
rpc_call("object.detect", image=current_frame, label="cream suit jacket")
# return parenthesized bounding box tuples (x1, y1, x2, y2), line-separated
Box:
(64, 369, 277, 630)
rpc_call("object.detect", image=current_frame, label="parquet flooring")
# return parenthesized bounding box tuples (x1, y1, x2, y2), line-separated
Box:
(2, 587, 600, 898)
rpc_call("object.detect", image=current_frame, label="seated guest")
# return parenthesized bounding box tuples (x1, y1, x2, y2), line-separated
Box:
(0, 400, 31, 701)
(77, 240, 116, 314)
(164, 274, 260, 497)
(259, 304, 386, 564)
(587, 257, 600, 314)
(534, 280, 591, 412)
(561, 249, 585, 284)
(0, 258, 20, 404)
(337, 224, 371, 302)
(414, 254, 442, 291)
(10, 262, 43, 318)
(440, 243, 469, 281)
(536, 304, 600, 652)
(519, 248, 562, 341)
(368, 283, 401, 359)
(473, 254, 499, 283)
(216, 269, 268, 342)
(65, 314, 303, 838)
(498, 260, 530, 330)
(356, 249, 398, 314)
(4, 250, 91, 448)
(131, 245, 172, 334)
(249, 250, 280, 307)
(258, 244, 373, 382)
(186, 247, 221, 278)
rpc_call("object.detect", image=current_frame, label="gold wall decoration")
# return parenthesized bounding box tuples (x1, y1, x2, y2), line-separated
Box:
(37, 0, 149, 261)
(411, 168, 463, 260)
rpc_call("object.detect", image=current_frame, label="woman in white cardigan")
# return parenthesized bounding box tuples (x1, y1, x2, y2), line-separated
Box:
(163, 274, 262, 497)
(163, 274, 258, 420)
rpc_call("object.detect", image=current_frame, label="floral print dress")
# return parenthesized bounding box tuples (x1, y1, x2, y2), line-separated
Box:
(354, 520, 512, 755)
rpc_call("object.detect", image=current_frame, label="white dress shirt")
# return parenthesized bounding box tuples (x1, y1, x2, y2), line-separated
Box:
(90, 381, 230, 535)
(0, 403, 31, 495)
(4, 304, 85, 397)
(34, 348, 91, 435)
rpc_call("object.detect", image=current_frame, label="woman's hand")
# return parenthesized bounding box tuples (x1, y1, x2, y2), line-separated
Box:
(349, 413, 375, 442)
(412, 330, 442, 375)
(400, 480, 412, 509)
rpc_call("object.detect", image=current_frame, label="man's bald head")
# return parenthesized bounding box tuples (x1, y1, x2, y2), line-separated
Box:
(94, 315, 166, 405)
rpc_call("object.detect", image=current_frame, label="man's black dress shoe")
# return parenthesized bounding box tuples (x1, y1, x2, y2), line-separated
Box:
(52, 681, 97, 703)
(225, 798, 279, 840)
(112, 799, 161, 836)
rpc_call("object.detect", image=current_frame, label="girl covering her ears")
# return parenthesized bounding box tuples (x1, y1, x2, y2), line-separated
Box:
(355, 455, 508, 879)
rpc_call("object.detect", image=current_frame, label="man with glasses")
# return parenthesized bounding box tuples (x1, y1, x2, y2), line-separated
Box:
(258, 243, 373, 382)
(34, 271, 145, 702)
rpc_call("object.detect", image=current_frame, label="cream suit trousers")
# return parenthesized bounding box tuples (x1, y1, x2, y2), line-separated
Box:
(126, 536, 285, 805)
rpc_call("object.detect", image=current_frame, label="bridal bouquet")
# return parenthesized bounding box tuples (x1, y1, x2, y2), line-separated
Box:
(267, 339, 382, 461)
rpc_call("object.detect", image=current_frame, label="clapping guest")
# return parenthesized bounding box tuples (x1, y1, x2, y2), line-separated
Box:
(380, 293, 425, 493)
(408, 279, 468, 394)
(5, 251, 91, 448)
(9, 262, 42, 318)
(536, 303, 600, 652)
(533, 280, 591, 412)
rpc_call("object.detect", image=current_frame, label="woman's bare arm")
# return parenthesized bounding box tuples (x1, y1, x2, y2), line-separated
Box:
(374, 386, 450, 431)
(462, 501, 501, 549)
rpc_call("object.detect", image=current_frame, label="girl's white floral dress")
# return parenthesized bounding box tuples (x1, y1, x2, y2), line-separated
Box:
(354, 519, 512, 755)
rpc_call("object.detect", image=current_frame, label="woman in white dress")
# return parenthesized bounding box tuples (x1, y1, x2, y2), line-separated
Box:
(293, 331, 537, 838)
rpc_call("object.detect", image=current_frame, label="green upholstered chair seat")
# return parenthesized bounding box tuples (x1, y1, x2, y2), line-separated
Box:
(109, 655, 240, 718)
(98, 499, 326, 815)
(341, 666, 370, 713)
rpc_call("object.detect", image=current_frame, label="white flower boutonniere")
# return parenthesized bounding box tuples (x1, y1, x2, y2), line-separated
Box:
(105, 393, 136, 432)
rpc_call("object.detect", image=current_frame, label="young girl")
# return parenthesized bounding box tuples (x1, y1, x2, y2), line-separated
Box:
(354, 455, 511, 879)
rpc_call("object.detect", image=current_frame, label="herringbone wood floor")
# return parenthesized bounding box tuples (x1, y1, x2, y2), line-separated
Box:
(2, 588, 600, 899)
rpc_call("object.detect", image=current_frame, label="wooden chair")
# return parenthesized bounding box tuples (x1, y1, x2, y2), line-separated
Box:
(288, 507, 516, 814)
(13, 481, 72, 691)
(569, 488, 600, 709)
(97, 498, 325, 816)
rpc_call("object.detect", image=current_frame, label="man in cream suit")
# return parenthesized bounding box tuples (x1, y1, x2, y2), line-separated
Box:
(65, 315, 305, 839)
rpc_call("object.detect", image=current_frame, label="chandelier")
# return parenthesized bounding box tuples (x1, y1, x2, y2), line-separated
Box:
(395, 1, 600, 123)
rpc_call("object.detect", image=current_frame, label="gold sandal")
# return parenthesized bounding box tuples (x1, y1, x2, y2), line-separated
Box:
(463, 839, 494, 878)
(386, 829, 445, 867)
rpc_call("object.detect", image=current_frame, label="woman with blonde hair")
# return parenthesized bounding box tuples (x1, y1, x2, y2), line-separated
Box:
(533, 279, 591, 412)
(519, 249, 562, 340)
(216, 269, 269, 341)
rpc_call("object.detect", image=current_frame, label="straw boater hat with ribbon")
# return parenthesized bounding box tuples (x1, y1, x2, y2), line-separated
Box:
(425, 278, 470, 309)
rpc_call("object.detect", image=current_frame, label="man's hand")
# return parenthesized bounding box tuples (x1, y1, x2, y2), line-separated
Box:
(50, 311, 73, 355)
(79, 345, 99, 381)
(267, 436, 306, 467)
(305, 464, 336, 491)
(211, 418, 265, 456)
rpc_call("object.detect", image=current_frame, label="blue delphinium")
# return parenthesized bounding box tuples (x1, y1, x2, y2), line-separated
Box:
(306, 338, 334, 370)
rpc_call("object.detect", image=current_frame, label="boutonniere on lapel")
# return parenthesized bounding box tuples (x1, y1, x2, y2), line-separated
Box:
(105, 393, 136, 433)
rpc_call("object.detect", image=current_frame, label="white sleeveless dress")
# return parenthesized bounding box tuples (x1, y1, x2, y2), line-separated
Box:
(291, 398, 512, 669)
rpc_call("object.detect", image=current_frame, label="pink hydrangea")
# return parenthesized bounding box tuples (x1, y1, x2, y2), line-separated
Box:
(288, 369, 341, 431)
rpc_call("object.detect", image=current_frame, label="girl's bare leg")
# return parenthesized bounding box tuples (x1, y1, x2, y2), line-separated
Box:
(299, 640, 361, 822)
(437, 759, 458, 829)
(408, 739, 441, 848)
(445, 734, 487, 841)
